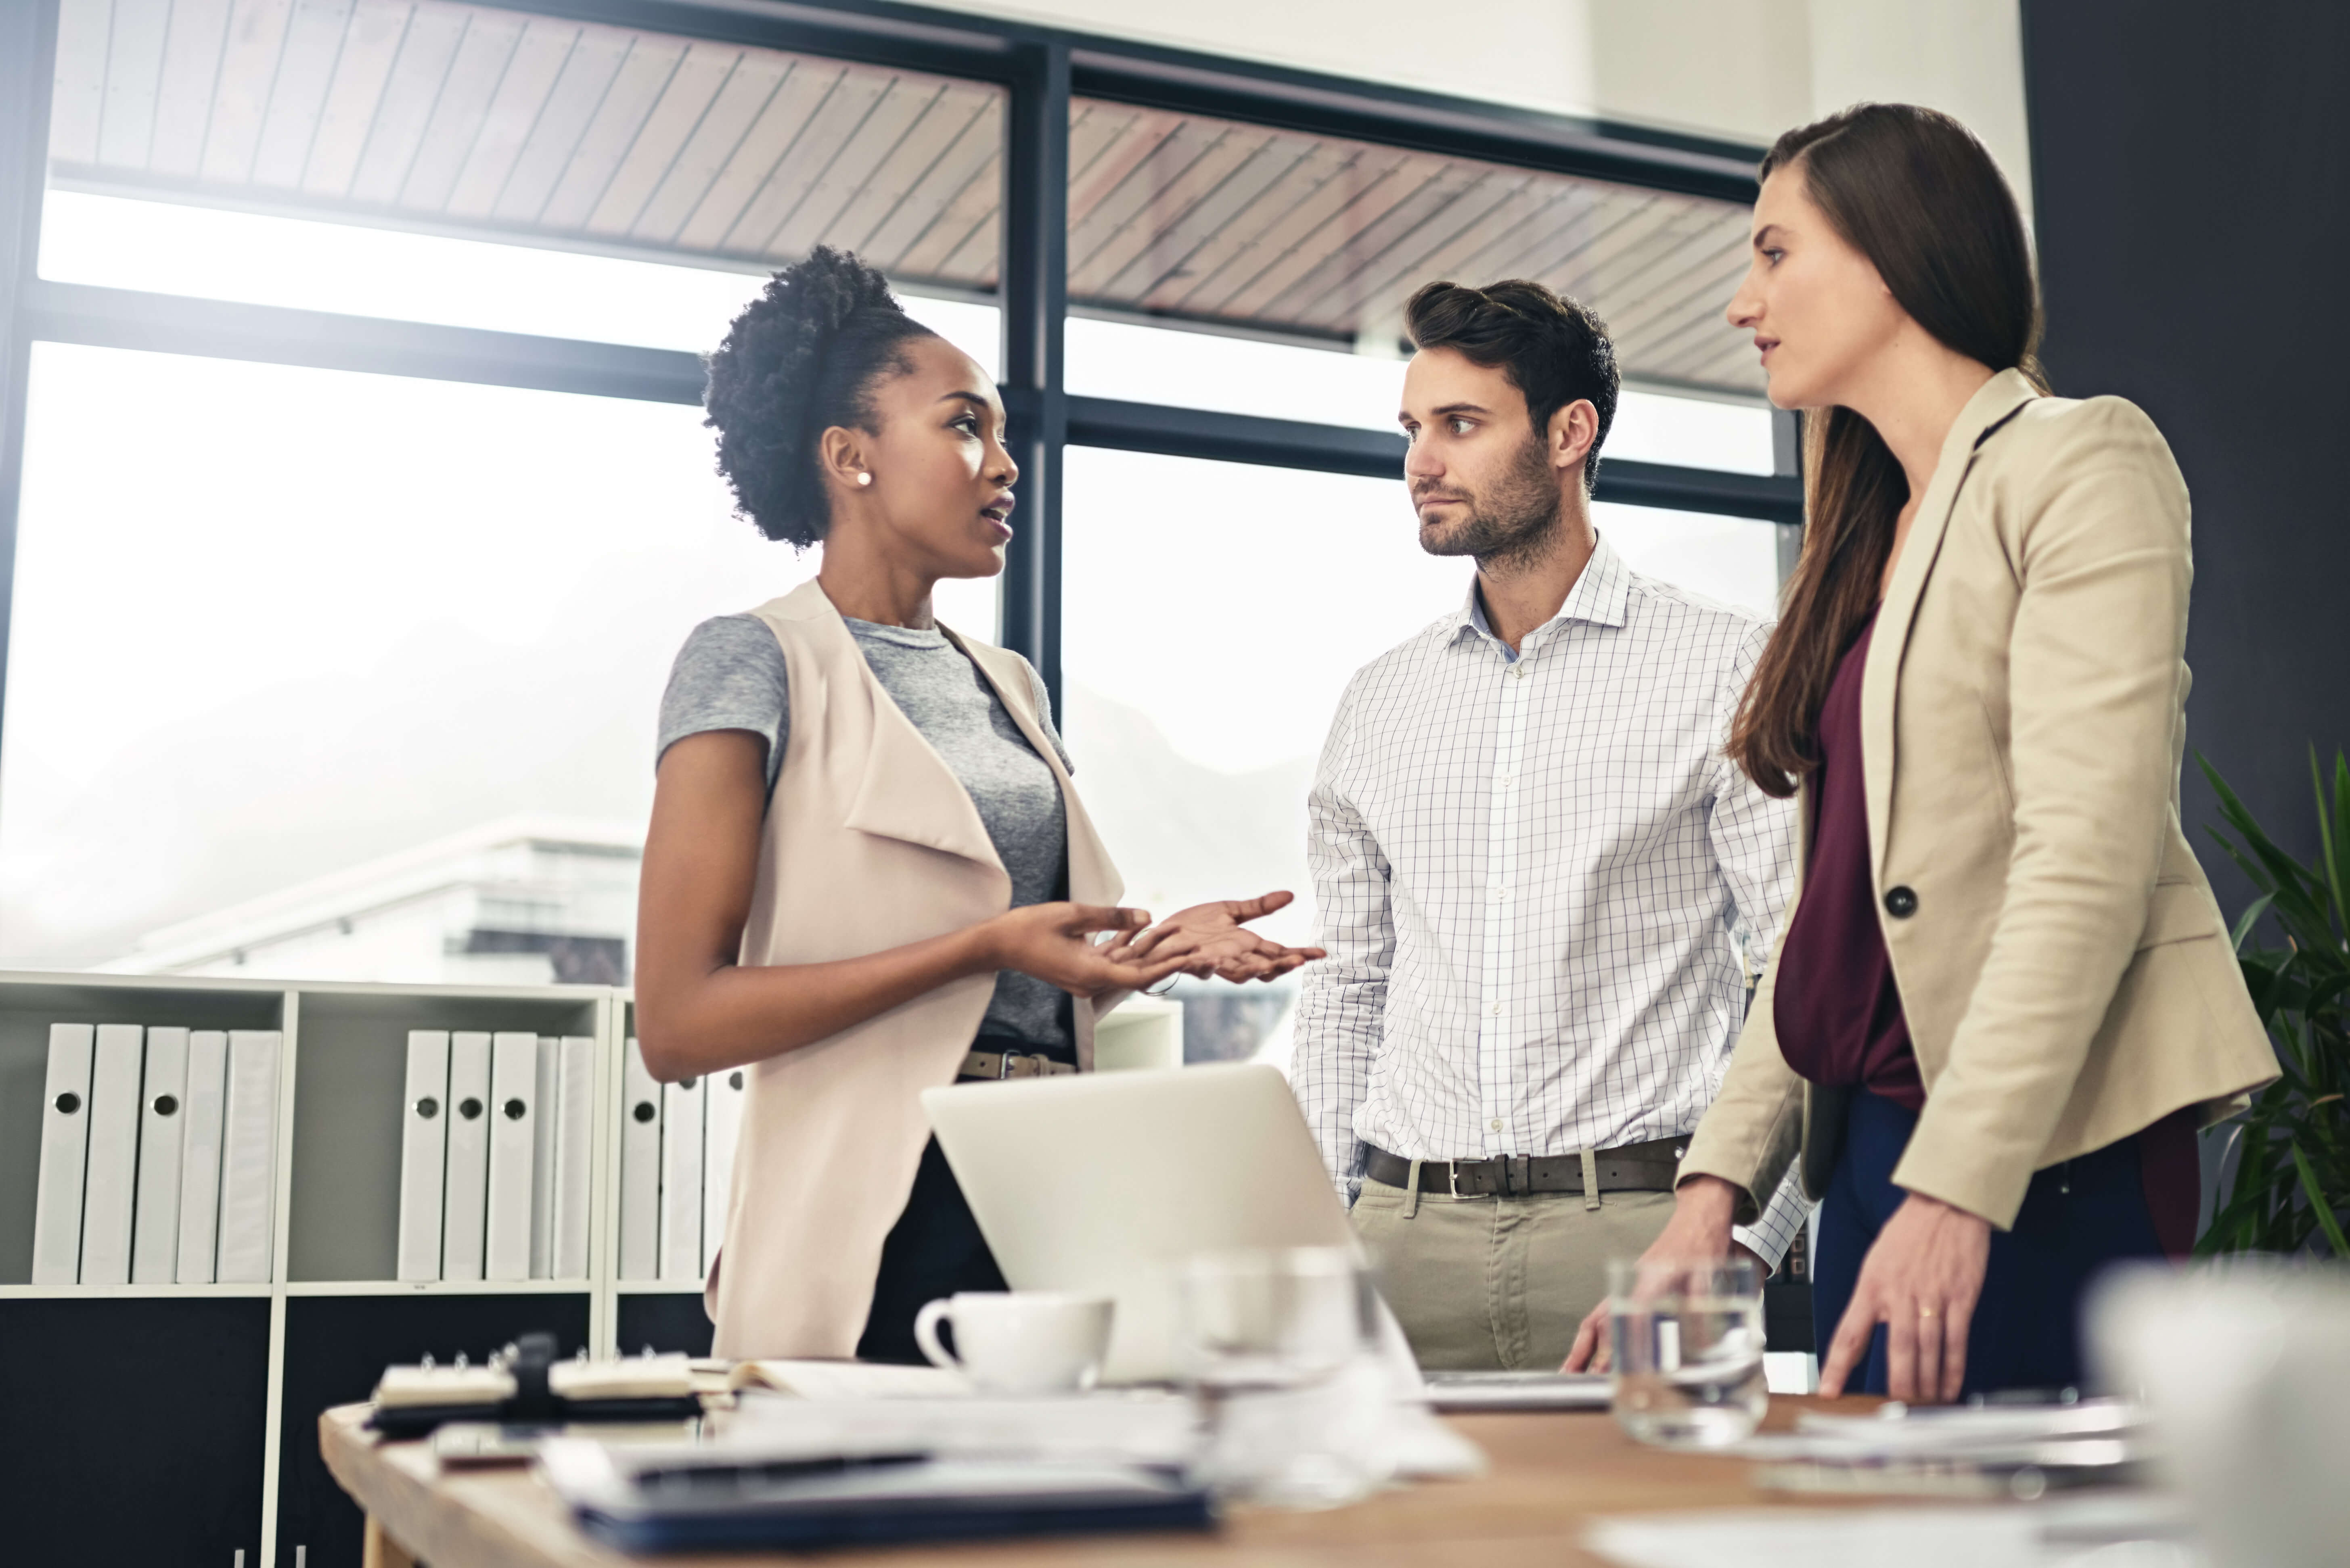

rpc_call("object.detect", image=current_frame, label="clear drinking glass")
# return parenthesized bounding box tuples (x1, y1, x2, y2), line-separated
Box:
(1608, 1257, 1769, 1448)
(1176, 1246, 1392, 1508)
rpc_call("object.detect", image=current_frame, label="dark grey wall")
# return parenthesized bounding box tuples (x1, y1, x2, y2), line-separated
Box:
(2023, 0, 2350, 913)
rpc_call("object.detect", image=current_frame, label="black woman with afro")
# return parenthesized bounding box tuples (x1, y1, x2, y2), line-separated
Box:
(632, 247, 1323, 1361)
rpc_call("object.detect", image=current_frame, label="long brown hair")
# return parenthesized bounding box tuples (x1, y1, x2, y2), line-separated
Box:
(1727, 105, 2045, 797)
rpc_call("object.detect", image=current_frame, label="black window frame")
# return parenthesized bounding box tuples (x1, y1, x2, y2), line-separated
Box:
(0, 0, 1800, 731)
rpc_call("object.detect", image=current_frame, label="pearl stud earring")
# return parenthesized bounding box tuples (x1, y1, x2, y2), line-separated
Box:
(856, 471, 872, 486)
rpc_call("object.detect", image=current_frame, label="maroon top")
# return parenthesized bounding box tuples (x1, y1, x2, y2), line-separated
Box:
(1775, 610, 1927, 1110)
(1769, 608, 2199, 1257)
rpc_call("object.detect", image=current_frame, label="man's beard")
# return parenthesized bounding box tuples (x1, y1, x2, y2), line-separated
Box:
(1415, 435, 1561, 575)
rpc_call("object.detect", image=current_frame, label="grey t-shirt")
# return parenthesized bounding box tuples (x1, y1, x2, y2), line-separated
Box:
(657, 613, 1074, 1052)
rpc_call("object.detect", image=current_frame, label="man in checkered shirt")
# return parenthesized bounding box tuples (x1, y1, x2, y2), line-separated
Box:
(1290, 278, 1810, 1371)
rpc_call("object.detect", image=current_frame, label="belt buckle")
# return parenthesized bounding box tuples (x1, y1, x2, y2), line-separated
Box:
(1447, 1160, 1462, 1199)
(996, 1051, 1018, 1080)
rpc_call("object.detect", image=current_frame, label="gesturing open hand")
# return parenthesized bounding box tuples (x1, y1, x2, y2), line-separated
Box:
(986, 903, 1203, 998)
(1110, 891, 1327, 983)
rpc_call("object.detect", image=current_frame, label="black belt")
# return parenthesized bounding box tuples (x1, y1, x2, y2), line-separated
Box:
(1362, 1136, 1687, 1198)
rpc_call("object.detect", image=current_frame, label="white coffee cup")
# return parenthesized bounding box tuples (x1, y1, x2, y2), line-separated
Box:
(912, 1291, 1115, 1395)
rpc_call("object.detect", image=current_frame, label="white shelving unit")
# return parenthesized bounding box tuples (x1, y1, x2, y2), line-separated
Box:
(0, 969, 684, 1568)
(0, 973, 1183, 1566)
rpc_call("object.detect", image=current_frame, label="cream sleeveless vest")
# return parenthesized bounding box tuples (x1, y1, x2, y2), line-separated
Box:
(706, 577, 1126, 1359)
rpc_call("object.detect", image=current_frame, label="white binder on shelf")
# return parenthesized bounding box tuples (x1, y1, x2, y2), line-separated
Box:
(618, 1038, 661, 1282)
(442, 1032, 491, 1282)
(31, 1023, 96, 1286)
(702, 1066, 747, 1276)
(484, 1031, 539, 1282)
(214, 1030, 281, 1284)
(551, 1036, 594, 1281)
(78, 1024, 146, 1287)
(657, 1071, 705, 1284)
(130, 1027, 190, 1284)
(529, 1037, 559, 1279)
(396, 1031, 451, 1282)
(175, 1030, 228, 1284)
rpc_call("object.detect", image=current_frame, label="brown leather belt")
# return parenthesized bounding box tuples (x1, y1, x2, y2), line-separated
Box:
(958, 1048, 1077, 1081)
(1362, 1135, 1687, 1198)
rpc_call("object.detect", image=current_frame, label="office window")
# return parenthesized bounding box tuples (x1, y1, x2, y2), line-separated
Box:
(1063, 96, 1773, 472)
(42, 0, 1005, 360)
(1058, 447, 1780, 1065)
(0, 344, 995, 978)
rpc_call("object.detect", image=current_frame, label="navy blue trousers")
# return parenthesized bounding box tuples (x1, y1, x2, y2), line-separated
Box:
(1811, 1091, 2166, 1397)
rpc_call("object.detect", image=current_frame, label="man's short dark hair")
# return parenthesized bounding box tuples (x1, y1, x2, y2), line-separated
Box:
(1403, 278, 1619, 495)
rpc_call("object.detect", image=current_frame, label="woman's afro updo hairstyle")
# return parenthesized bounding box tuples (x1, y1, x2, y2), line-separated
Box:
(703, 246, 937, 549)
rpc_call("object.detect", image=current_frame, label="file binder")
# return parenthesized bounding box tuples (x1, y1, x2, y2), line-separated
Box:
(79, 1024, 146, 1287)
(530, 1037, 559, 1279)
(619, 1039, 661, 1282)
(442, 1032, 492, 1282)
(703, 1067, 747, 1276)
(130, 1026, 190, 1285)
(215, 1030, 281, 1283)
(485, 1031, 539, 1282)
(552, 1036, 595, 1281)
(175, 1031, 228, 1283)
(658, 1072, 705, 1284)
(31, 1023, 96, 1286)
(396, 1031, 451, 1282)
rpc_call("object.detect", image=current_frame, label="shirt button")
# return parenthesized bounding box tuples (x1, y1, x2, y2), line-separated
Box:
(1487, 885, 1504, 901)
(1490, 1002, 1503, 1016)
(1490, 1118, 1503, 1131)
(1511, 665, 1527, 680)
(1884, 885, 1919, 918)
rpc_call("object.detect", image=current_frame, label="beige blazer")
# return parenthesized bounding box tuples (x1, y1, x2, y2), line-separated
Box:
(1680, 369, 2277, 1231)
(706, 577, 1126, 1359)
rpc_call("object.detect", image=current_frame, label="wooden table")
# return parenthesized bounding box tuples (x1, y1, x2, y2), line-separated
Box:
(323, 1394, 1921, 1567)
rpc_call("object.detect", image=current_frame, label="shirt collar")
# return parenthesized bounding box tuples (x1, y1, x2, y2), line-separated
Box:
(1454, 532, 1633, 654)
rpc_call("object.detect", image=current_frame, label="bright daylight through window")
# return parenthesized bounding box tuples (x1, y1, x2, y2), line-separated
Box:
(2, 0, 1795, 1033)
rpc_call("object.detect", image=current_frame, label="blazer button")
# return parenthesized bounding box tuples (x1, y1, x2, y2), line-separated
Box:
(1884, 885, 1919, 918)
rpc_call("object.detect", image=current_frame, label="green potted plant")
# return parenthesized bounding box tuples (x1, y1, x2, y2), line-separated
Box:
(2197, 751, 2350, 1257)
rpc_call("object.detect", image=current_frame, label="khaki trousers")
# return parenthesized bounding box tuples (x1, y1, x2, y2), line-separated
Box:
(1351, 1176, 1676, 1371)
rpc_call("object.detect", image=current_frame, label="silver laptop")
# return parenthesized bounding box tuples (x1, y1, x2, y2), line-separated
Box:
(921, 1062, 1360, 1384)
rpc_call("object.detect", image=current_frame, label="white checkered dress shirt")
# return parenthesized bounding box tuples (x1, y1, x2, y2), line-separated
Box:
(1291, 535, 1811, 1266)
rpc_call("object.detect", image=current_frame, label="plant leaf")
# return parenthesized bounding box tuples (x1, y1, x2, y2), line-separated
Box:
(2311, 747, 2350, 949)
(2291, 1141, 2350, 1259)
(2231, 893, 2278, 954)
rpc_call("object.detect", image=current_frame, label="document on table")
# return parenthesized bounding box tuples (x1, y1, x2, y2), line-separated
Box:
(1584, 1495, 2195, 1568)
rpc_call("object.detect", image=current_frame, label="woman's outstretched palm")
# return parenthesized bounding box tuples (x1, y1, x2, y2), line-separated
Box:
(1113, 891, 1325, 982)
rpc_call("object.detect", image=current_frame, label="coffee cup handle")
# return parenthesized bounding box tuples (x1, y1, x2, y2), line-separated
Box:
(912, 1298, 961, 1371)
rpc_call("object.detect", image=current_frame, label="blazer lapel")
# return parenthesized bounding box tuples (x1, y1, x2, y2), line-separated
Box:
(1859, 369, 2041, 882)
(768, 581, 1002, 873)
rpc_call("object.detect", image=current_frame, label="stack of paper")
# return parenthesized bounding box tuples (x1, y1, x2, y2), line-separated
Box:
(1586, 1495, 2193, 1568)
(30, 1022, 278, 1286)
(398, 1029, 595, 1283)
(1727, 1400, 2149, 1499)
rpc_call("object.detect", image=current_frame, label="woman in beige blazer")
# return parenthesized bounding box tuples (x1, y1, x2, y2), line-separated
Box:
(635, 248, 1320, 1362)
(1568, 107, 2275, 1403)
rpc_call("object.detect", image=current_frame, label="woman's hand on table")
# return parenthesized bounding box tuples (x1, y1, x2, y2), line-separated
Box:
(1817, 1191, 1990, 1404)
(985, 903, 1208, 998)
(1111, 891, 1327, 983)
(1562, 1175, 1756, 1372)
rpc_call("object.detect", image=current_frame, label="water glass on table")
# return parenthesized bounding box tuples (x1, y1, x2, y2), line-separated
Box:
(1177, 1245, 1394, 1508)
(1607, 1256, 1768, 1448)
